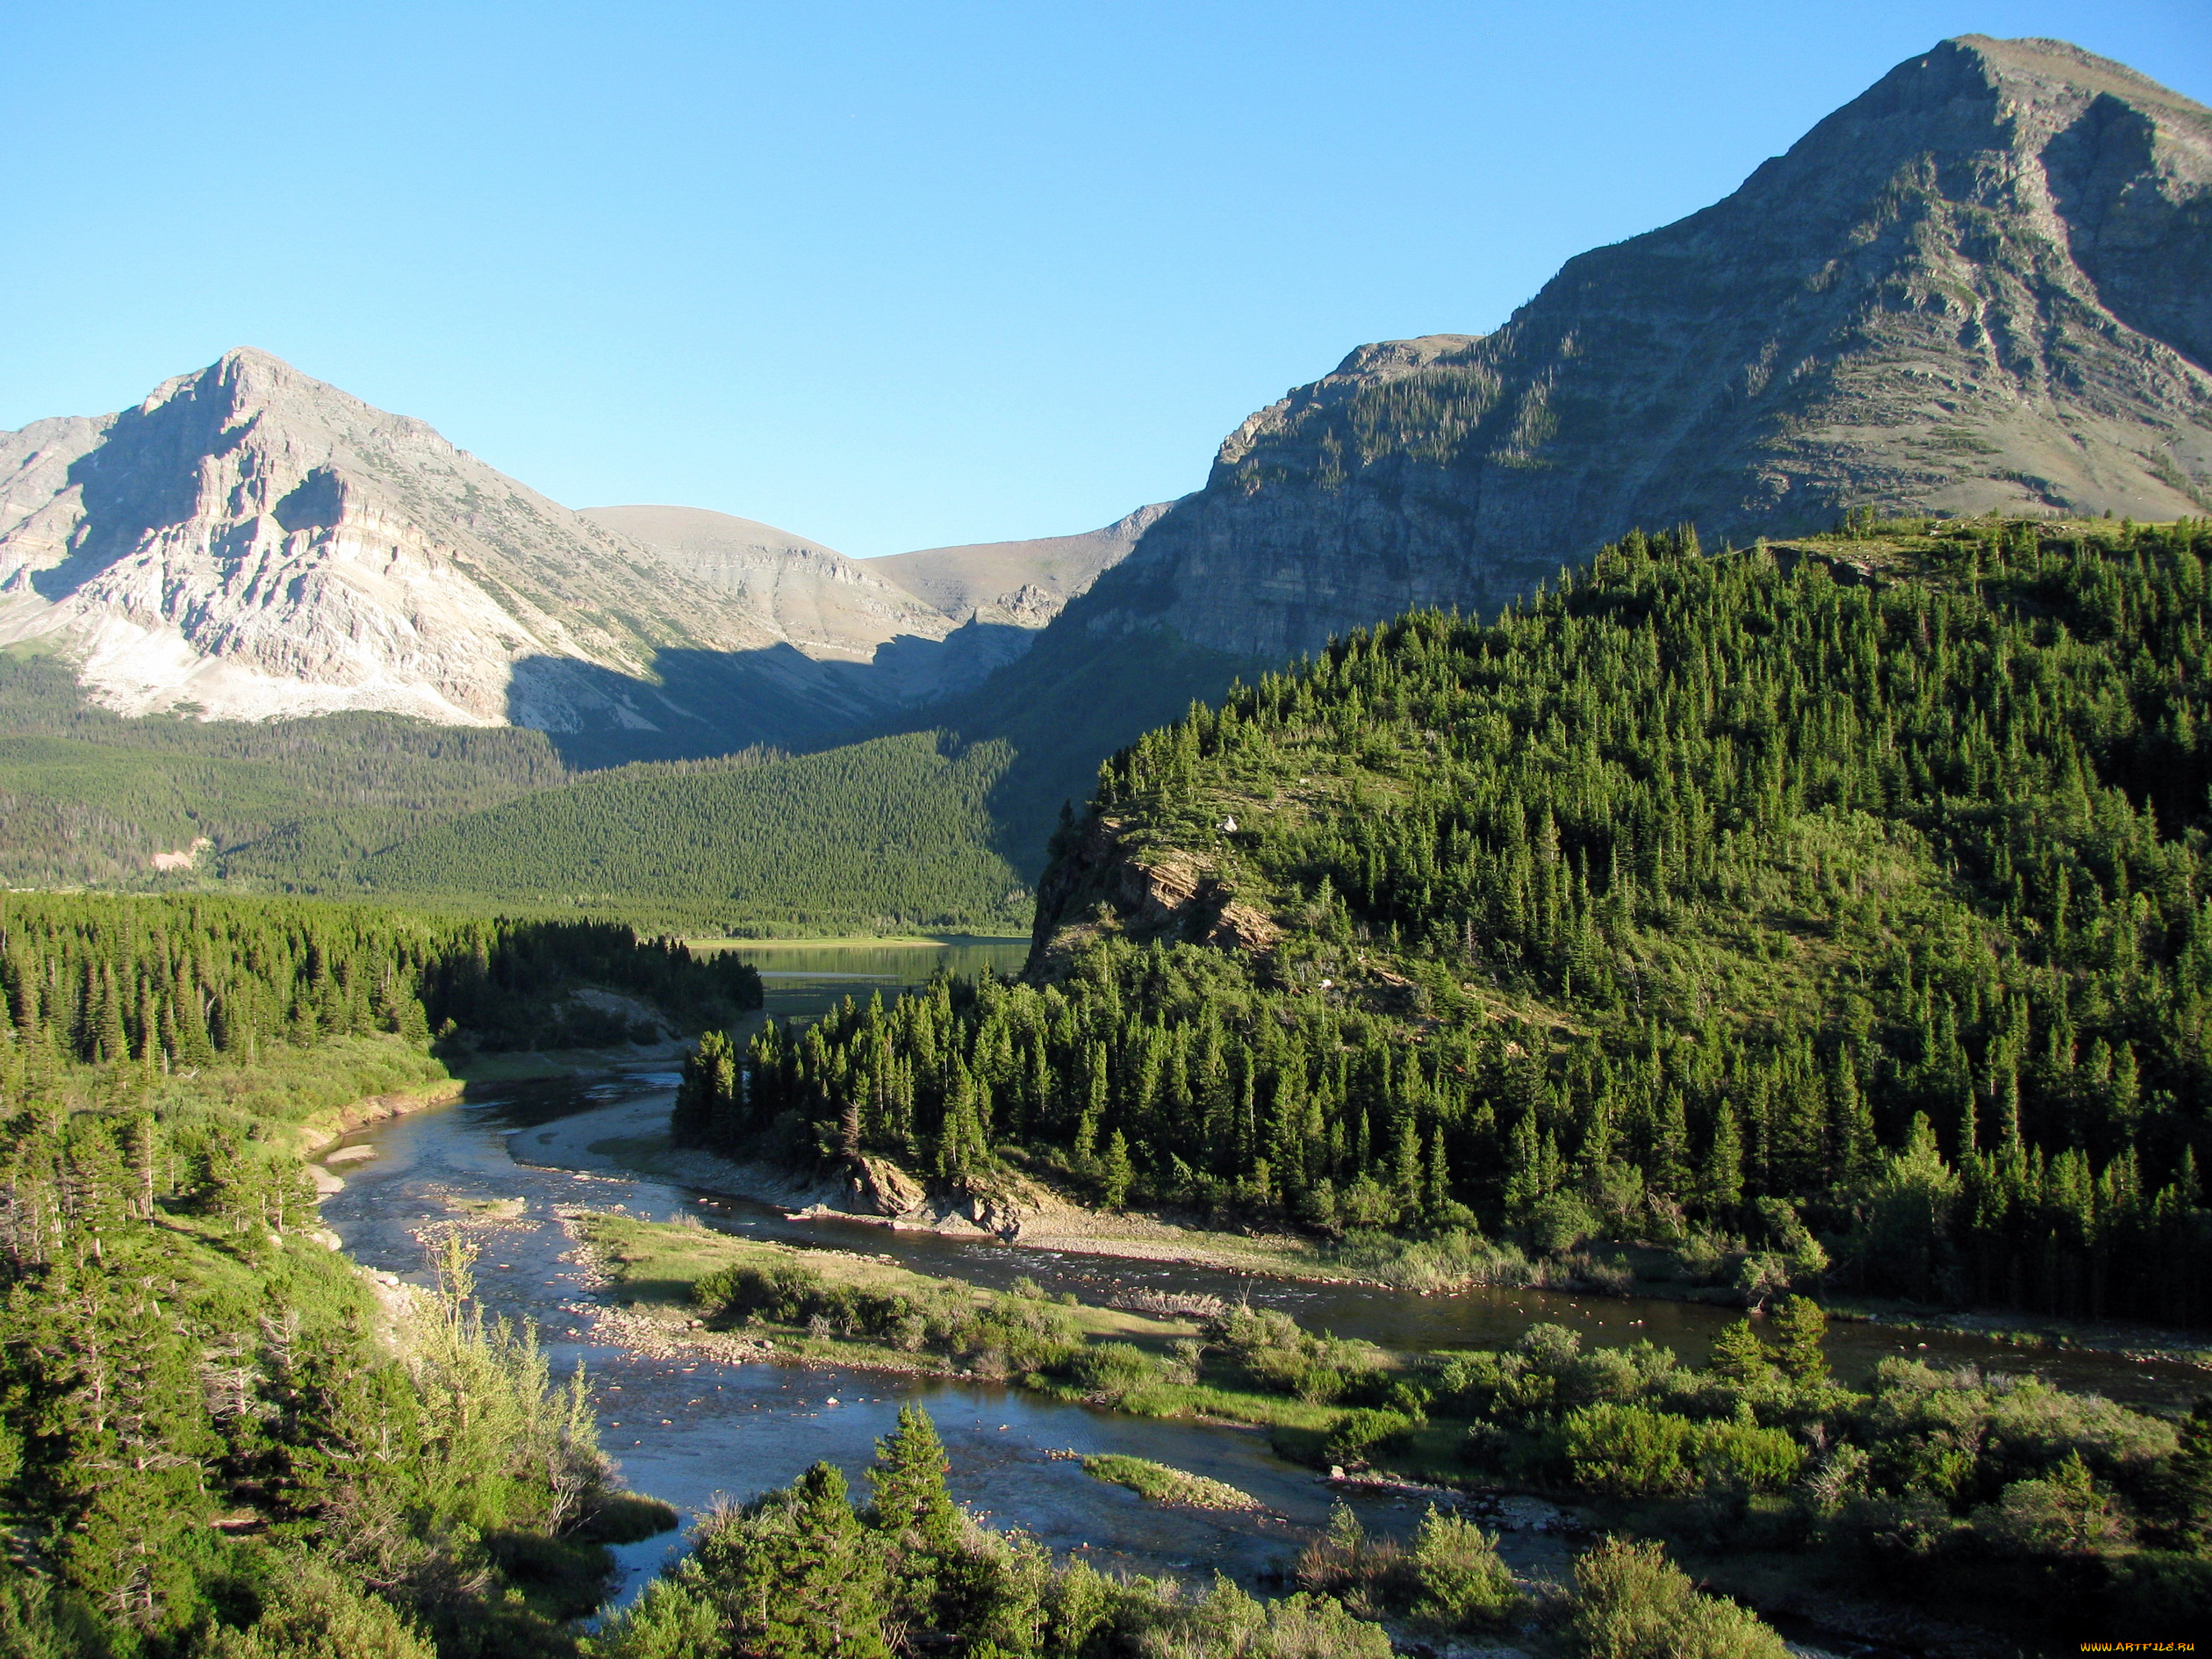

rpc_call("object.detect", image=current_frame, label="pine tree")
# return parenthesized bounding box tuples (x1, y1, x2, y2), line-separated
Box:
(1100, 1131, 1135, 1211)
(866, 1405, 958, 1631)
(1769, 1296, 1829, 1383)
(1706, 1318, 1774, 1386)
(1701, 1105, 1744, 1215)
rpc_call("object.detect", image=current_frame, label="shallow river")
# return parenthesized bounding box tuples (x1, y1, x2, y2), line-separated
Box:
(317, 941, 2208, 1611)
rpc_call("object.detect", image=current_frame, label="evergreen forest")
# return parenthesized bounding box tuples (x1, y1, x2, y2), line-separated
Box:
(0, 892, 760, 1655)
(0, 651, 1031, 936)
(680, 517, 2212, 1326)
(356, 732, 1033, 935)
(0, 655, 567, 892)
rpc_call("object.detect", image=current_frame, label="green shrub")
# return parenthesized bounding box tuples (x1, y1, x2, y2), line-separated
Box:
(1560, 1404, 1697, 1497)
(1559, 1536, 1787, 1659)
(1211, 1306, 1377, 1403)
(1062, 1341, 1163, 1398)
(1406, 1506, 1518, 1630)
(1323, 1409, 1417, 1469)
(693, 1262, 823, 1324)
(1971, 1454, 2128, 1557)
(1525, 1191, 1598, 1255)
(1691, 1414, 1806, 1493)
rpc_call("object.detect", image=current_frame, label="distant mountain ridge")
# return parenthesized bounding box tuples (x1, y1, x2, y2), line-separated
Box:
(578, 504, 952, 664)
(939, 34, 2212, 858)
(0, 350, 1152, 759)
(872, 501, 1176, 625)
(588, 501, 1160, 707)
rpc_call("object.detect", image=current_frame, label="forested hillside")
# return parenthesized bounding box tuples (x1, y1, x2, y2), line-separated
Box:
(358, 732, 1033, 935)
(0, 654, 567, 888)
(684, 516, 2212, 1326)
(0, 655, 1031, 935)
(0, 893, 756, 1654)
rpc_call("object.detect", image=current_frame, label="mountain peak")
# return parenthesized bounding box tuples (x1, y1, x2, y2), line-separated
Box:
(0, 358, 843, 730)
(944, 36, 2212, 864)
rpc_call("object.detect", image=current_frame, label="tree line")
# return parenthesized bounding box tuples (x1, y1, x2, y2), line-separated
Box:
(0, 652, 569, 890)
(0, 894, 760, 1064)
(358, 732, 1033, 935)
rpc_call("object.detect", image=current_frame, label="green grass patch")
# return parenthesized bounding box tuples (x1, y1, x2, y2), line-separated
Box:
(577, 1212, 1354, 1430)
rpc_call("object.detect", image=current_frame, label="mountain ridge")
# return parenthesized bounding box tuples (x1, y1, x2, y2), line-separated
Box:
(932, 33, 2212, 863)
(0, 349, 1160, 760)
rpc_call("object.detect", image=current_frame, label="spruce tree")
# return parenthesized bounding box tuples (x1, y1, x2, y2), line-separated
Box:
(1706, 1318, 1774, 1386)
(1100, 1132, 1135, 1210)
(1769, 1296, 1829, 1384)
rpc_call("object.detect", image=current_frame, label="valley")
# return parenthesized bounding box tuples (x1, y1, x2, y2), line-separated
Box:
(0, 24, 2209, 1658)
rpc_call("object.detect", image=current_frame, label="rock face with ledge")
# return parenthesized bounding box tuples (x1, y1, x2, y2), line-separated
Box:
(944, 35, 2212, 863)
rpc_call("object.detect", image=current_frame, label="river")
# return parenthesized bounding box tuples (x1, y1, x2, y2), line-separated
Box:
(316, 940, 2208, 1613)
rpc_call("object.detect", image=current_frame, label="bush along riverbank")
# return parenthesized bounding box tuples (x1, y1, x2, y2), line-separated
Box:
(577, 1209, 2212, 1645)
(590, 1401, 1796, 1659)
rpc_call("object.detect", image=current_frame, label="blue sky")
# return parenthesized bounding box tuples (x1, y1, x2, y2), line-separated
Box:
(3, 3, 2204, 557)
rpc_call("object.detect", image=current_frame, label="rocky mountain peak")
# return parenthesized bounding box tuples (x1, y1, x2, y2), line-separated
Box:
(937, 36, 2212, 868)
(1077, 35, 2212, 672)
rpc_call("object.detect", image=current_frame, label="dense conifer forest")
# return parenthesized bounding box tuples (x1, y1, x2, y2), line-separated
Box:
(682, 517, 2212, 1327)
(356, 732, 1033, 935)
(0, 894, 758, 1655)
(0, 656, 570, 891)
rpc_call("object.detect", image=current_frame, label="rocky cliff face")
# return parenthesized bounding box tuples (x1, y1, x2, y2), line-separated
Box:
(1044, 36, 2212, 666)
(1027, 810, 1280, 975)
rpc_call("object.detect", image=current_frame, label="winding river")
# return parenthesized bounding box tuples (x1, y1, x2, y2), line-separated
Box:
(316, 940, 2208, 1611)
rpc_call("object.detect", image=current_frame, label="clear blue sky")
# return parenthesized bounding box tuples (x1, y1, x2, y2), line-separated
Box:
(3, 3, 2203, 557)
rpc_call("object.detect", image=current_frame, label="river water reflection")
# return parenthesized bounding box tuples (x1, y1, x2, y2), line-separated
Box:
(319, 939, 2207, 1609)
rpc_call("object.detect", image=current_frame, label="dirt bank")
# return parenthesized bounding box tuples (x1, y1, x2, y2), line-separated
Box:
(296, 1078, 467, 1156)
